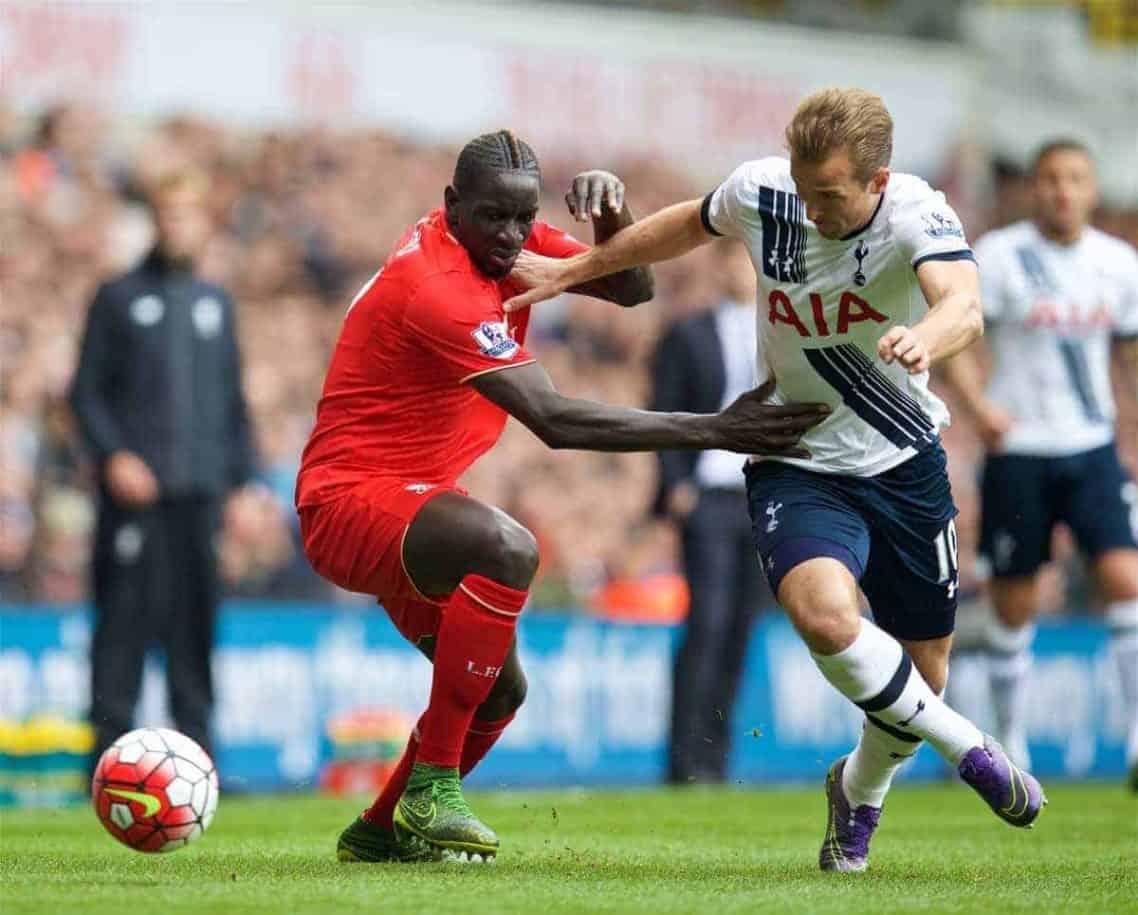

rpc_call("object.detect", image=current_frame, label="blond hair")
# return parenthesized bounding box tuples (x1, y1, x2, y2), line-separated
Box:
(785, 88, 893, 180)
(148, 168, 211, 206)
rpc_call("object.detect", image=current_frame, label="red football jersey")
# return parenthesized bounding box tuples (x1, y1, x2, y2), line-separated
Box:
(296, 208, 588, 508)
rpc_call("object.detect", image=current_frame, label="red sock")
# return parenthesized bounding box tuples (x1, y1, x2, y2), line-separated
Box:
(460, 713, 515, 778)
(362, 715, 423, 828)
(416, 575, 526, 768)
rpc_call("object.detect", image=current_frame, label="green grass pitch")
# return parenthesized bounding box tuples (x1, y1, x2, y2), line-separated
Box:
(2, 783, 1135, 914)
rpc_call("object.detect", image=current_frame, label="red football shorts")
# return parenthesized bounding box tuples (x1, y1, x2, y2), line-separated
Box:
(298, 478, 464, 647)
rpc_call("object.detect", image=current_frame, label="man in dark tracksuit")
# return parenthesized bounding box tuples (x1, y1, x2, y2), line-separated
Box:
(652, 242, 771, 784)
(70, 172, 257, 768)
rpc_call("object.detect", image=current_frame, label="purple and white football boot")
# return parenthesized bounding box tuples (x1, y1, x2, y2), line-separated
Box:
(958, 735, 1047, 827)
(819, 757, 882, 873)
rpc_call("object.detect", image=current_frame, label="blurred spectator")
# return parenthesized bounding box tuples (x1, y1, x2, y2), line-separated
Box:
(68, 170, 268, 765)
(652, 241, 772, 783)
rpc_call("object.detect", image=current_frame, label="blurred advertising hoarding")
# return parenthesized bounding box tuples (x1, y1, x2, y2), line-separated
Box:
(0, 603, 1129, 792)
(1, 0, 977, 182)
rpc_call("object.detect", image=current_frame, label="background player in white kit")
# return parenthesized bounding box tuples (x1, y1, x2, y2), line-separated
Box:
(942, 141, 1138, 787)
(507, 87, 1046, 872)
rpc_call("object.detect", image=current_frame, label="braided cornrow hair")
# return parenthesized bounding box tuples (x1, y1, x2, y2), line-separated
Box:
(453, 129, 540, 191)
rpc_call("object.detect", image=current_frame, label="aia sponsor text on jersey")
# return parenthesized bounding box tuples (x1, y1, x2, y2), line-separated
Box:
(767, 289, 887, 338)
(1023, 299, 1114, 333)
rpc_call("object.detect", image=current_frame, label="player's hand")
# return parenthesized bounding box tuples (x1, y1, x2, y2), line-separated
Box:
(878, 325, 931, 374)
(566, 170, 625, 222)
(505, 249, 580, 312)
(975, 402, 1015, 451)
(106, 450, 159, 508)
(710, 377, 830, 457)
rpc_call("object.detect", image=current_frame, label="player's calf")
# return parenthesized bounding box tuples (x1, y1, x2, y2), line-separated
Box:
(476, 659, 527, 722)
(460, 649, 526, 777)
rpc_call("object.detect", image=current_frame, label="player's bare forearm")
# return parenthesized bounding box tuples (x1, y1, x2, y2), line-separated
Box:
(475, 363, 715, 450)
(515, 392, 718, 451)
(914, 289, 984, 365)
(570, 202, 655, 307)
(507, 200, 710, 312)
(580, 199, 709, 283)
(879, 261, 981, 374)
(472, 363, 828, 456)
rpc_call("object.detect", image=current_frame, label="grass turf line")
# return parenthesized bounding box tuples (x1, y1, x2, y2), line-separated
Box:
(2, 783, 1135, 914)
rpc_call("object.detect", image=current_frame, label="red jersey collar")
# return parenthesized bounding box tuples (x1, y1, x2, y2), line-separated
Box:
(424, 206, 461, 246)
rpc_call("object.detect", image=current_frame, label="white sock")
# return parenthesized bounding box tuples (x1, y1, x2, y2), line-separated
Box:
(1106, 599, 1138, 767)
(984, 613, 1035, 768)
(812, 619, 983, 764)
(843, 713, 924, 809)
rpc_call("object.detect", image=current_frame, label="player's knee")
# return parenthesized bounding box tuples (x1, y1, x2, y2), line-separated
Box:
(1094, 550, 1138, 602)
(785, 592, 861, 653)
(484, 517, 539, 590)
(993, 600, 1036, 629)
(990, 577, 1040, 628)
(795, 606, 861, 655)
(778, 562, 861, 654)
(502, 668, 528, 714)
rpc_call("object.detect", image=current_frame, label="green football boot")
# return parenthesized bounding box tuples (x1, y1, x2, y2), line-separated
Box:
(336, 814, 436, 863)
(393, 763, 499, 862)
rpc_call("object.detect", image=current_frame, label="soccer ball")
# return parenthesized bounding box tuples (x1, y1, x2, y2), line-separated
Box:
(92, 727, 219, 853)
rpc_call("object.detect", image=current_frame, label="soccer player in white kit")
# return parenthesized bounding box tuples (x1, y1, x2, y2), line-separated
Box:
(942, 140, 1138, 788)
(506, 88, 1046, 871)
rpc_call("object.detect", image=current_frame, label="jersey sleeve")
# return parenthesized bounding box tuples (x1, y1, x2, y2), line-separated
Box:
(972, 232, 1008, 322)
(700, 159, 772, 239)
(890, 181, 974, 270)
(527, 220, 590, 259)
(404, 274, 535, 384)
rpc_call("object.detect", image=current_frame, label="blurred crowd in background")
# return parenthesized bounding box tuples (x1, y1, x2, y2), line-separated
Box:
(3, 102, 1136, 614)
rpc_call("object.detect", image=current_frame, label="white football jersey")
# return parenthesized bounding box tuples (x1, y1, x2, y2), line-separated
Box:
(975, 221, 1138, 456)
(703, 157, 974, 476)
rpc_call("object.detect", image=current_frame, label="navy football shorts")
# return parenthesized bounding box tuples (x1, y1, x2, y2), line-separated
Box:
(746, 442, 959, 641)
(978, 442, 1138, 578)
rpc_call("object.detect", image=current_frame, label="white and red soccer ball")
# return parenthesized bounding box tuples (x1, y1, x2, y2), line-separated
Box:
(92, 727, 219, 853)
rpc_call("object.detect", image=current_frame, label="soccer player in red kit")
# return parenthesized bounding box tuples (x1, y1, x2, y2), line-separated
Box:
(296, 130, 829, 863)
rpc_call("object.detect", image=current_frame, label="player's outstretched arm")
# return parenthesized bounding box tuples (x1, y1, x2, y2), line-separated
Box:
(472, 363, 828, 456)
(878, 259, 984, 375)
(505, 198, 712, 312)
(562, 170, 654, 307)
